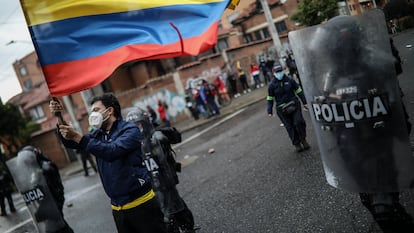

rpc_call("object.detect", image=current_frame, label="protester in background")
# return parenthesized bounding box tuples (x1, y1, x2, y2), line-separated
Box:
(285, 53, 303, 88)
(199, 79, 220, 116)
(185, 94, 200, 120)
(49, 94, 167, 233)
(147, 105, 160, 127)
(390, 20, 397, 34)
(226, 65, 240, 98)
(238, 68, 251, 94)
(158, 100, 171, 127)
(192, 87, 210, 118)
(76, 148, 98, 177)
(214, 75, 231, 105)
(0, 169, 16, 216)
(259, 58, 270, 85)
(265, 56, 275, 83)
(250, 63, 263, 89)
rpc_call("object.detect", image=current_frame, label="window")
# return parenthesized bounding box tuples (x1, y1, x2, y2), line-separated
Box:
(29, 105, 45, 121)
(244, 34, 253, 43)
(262, 28, 270, 38)
(19, 66, 28, 76)
(217, 38, 229, 52)
(275, 21, 288, 33)
(254, 31, 263, 40)
(23, 79, 32, 90)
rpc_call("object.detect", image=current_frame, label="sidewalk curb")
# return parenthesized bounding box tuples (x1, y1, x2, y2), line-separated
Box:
(177, 88, 267, 133)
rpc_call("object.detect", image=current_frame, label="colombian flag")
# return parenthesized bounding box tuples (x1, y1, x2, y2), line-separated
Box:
(20, 0, 233, 96)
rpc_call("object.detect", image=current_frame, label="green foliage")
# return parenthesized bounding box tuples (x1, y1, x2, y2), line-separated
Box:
(383, 0, 414, 20)
(0, 102, 39, 152)
(291, 0, 341, 26)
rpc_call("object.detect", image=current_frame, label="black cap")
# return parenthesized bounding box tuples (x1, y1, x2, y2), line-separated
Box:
(273, 64, 283, 72)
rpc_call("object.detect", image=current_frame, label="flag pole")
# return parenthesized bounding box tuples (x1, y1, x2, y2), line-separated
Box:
(52, 97, 67, 125)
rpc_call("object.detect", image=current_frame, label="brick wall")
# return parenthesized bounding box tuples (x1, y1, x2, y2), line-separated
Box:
(31, 130, 73, 168)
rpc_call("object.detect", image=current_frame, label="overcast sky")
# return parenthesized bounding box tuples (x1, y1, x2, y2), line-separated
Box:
(0, 0, 35, 102)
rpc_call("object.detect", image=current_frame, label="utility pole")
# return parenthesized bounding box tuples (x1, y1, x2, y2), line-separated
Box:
(259, 0, 282, 58)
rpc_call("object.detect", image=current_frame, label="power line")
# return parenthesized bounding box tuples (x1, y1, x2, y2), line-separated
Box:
(0, 5, 20, 25)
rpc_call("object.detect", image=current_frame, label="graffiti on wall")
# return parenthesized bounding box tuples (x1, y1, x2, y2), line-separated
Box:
(198, 66, 221, 81)
(185, 66, 222, 90)
(131, 88, 186, 120)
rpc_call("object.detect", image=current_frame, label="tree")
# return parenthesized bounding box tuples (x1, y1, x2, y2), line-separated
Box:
(291, 0, 341, 26)
(0, 102, 39, 158)
(383, 0, 414, 20)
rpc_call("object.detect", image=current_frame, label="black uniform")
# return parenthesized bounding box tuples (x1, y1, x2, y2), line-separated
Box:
(126, 109, 196, 233)
(267, 72, 309, 151)
(0, 169, 16, 216)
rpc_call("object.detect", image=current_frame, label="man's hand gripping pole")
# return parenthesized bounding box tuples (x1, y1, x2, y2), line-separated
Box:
(51, 97, 67, 125)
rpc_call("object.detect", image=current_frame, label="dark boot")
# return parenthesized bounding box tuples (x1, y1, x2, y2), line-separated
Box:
(295, 144, 304, 152)
(301, 140, 310, 150)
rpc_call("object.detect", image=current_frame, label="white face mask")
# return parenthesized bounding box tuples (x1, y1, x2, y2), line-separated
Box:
(88, 108, 109, 129)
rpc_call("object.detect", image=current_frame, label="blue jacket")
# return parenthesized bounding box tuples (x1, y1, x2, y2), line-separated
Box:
(60, 119, 151, 206)
(267, 75, 307, 115)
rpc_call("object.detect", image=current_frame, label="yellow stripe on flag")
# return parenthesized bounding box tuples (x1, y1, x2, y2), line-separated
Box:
(21, 0, 225, 26)
(227, 0, 240, 10)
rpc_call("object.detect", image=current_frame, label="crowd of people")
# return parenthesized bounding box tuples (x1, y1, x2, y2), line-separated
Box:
(184, 56, 289, 121)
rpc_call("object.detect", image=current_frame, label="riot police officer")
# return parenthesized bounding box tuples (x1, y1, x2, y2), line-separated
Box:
(7, 146, 74, 233)
(267, 64, 310, 152)
(289, 10, 414, 232)
(126, 108, 196, 233)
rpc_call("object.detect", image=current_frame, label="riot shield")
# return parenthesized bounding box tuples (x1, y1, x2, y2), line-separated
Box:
(6, 150, 65, 233)
(289, 9, 414, 193)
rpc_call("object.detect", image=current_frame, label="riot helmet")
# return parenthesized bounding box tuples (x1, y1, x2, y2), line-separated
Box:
(126, 107, 153, 136)
(318, 15, 365, 76)
(18, 146, 41, 168)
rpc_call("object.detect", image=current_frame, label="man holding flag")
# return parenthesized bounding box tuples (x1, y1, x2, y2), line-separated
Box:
(50, 94, 167, 233)
(23, 0, 238, 231)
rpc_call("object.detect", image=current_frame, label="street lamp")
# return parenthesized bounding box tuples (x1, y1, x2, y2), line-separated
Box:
(259, 0, 282, 57)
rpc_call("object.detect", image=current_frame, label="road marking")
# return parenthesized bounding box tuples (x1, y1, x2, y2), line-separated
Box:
(4, 218, 32, 233)
(173, 108, 246, 148)
(65, 183, 101, 202)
